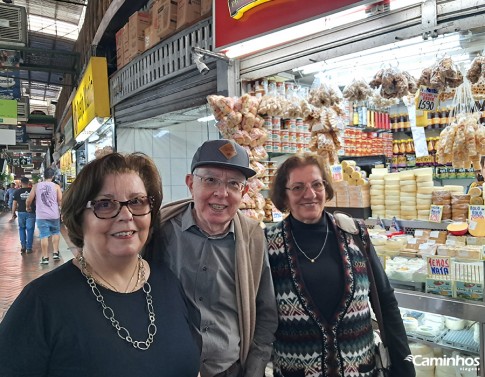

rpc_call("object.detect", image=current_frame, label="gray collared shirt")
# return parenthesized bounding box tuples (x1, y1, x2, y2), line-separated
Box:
(161, 206, 241, 376)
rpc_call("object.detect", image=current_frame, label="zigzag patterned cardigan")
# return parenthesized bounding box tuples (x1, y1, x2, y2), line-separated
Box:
(265, 213, 377, 377)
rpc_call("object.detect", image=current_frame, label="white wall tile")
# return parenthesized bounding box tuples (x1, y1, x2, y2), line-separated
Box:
(152, 129, 171, 158)
(170, 158, 188, 186)
(133, 129, 153, 155)
(116, 128, 135, 153)
(171, 185, 190, 201)
(153, 157, 171, 187)
(169, 131, 187, 158)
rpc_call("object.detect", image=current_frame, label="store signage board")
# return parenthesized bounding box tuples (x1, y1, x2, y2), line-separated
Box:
(214, 0, 364, 50)
(0, 99, 17, 125)
(72, 57, 110, 139)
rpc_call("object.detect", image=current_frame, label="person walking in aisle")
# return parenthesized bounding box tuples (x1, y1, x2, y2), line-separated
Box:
(265, 153, 415, 377)
(5, 183, 17, 220)
(26, 168, 62, 264)
(12, 177, 36, 254)
(145, 139, 278, 377)
(0, 152, 200, 377)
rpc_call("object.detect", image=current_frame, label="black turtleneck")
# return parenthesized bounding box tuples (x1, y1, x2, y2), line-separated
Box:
(289, 213, 344, 322)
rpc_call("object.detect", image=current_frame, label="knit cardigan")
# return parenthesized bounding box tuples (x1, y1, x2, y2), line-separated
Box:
(157, 198, 265, 366)
(265, 213, 378, 377)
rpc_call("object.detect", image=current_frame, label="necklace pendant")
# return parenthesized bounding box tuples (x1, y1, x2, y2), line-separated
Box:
(311, 259, 315, 263)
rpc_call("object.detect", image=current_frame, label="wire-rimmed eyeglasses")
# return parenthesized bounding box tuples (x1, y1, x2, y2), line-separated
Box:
(86, 196, 154, 219)
(285, 180, 326, 195)
(193, 173, 247, 193)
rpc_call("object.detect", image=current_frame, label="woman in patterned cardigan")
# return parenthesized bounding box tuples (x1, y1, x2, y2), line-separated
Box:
(265, 154, 415, 377)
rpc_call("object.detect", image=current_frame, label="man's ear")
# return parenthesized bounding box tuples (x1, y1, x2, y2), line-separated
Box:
(185, 174, 194, 193)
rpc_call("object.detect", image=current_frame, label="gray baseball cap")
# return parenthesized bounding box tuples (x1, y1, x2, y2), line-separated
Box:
(191, 139, 256, 178)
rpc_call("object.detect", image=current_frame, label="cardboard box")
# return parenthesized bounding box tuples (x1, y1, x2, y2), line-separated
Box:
(177, 0, 201, 29)
(129, 11, 151, 60)
(201, 0, 212, 15)
(153, 0, 178, 39)
(122, 23, 130, 66)
(144, 25, 160, 50)
(115, 26, 126, 69)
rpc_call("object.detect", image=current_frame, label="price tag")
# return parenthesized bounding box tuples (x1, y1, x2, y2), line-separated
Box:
(429, 205, 443, 223)
(331, 164, 343, 182)
(416, 87, 439, 111)
(469, 205, 485, 222)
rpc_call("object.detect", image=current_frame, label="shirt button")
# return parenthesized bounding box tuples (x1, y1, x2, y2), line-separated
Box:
(202, 266, 207, 271)
(199, 297, 203, 301)
(203, 326, 209, 332)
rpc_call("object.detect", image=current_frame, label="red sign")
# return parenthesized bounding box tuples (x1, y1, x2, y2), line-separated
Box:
(215, 0, 363, 50)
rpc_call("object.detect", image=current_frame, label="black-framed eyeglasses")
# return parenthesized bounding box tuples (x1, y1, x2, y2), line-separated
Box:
(285, 180, 326, 195)
(86, 196, 154, 219)
(193, 173, 246, 193)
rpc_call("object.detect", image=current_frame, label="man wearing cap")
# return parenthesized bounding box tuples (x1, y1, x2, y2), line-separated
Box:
(146, 139, 278, 377)
(12, 177, 36, 254)
(26, 168, 63, 265)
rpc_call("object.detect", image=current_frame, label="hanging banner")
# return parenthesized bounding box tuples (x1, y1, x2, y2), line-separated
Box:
(215, 0, 364, 49)
(0, 50, 21, 100)
(0, 99, 17, 125)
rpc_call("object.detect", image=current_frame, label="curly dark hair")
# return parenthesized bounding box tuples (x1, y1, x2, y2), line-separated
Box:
(269, 153, 334, 212)
(61, 152, 163, 248)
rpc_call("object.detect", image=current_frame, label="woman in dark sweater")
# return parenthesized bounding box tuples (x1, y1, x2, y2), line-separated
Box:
(265, 153, 415, 377)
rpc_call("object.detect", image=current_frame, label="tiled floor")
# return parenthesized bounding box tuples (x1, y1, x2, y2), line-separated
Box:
(0, 212, 75, 322)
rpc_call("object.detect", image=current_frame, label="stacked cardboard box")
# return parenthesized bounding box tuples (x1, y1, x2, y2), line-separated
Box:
(201, 0, 212, 15)
(153, 0, 178, 39)
(115, 26, 127, 69)
(177, 0, 201, 29)
(334, 181, 350, 207)
(348, 185, 370, 208)
(129, 11, 151, 60)
(122, 24, 130, 66)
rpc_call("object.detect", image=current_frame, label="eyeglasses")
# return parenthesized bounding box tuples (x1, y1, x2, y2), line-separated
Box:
(86, 196, 154, 219)
(193, 173, 246, 193)
(285, 180, 326, 194)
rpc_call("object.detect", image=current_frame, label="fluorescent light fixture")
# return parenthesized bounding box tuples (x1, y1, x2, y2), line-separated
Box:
(294, 33, 462, 76)
(223, 5, 368, 58)
(390, 0, 424, 11)
(197, 115, 215, 122)
(75, 117, 108, 144)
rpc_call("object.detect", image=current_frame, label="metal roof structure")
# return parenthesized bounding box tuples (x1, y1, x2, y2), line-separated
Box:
(1, 0, 86, 107)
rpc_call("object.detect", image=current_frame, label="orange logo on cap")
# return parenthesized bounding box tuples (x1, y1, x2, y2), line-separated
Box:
(219, 142, 237, 160)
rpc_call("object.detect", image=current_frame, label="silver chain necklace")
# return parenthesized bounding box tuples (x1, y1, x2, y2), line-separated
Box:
(77, 252, 157, 350)
(291, 219, 329, 263)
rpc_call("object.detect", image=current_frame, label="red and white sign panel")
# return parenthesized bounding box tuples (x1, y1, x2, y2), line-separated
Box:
(215, 0, 363, 50)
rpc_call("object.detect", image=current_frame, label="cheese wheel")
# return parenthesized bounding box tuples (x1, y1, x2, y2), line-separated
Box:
(468, 219, 485, 237)
(399, 171, 415, 180)
(416, 193, 433, 199)
(400, 179, 416, 185)
(401, 187, 417, 193)
(371, 205, 385, 211)
(418, 210, 430, 215)
(400, 192, 417, 198)
(415, 175, 434, 183)
(384, 173, 400, 181)
(469, 187, 482, 197)
(386, 189, 400, 195)
(417, 204, 431, 210)
(385, 181, 401, 187)
(413, 167, 434, 176)
(371, 168, 388, 175)
(443, 185, 464, 193)
(341, 160, 356, 169)
(418, 187, 435, 194)
(417, 181, 434, 187)
(470, 197, 484, 205)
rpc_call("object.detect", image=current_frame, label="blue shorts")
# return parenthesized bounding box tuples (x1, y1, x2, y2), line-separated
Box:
(37, 219, 61, 239)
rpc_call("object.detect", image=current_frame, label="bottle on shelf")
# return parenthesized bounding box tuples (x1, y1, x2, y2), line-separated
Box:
(353, 103, 359, 126)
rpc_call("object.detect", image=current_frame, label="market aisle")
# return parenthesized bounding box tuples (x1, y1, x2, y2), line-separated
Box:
(0, 212, 76, 322)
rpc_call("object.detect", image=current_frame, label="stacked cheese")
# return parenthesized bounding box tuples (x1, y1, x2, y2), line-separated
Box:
(469, 185, 484, 205)
(341, 160, 368, 186)
(384, 172, 401, 219)
(414, 168, 435, 221)
(399, 170, 417, 220)
(369, 168, 388, 218)
(451, 194, 470, 222)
